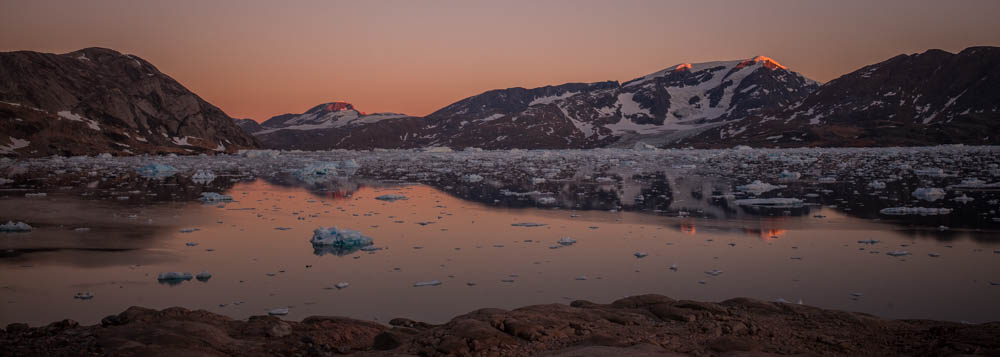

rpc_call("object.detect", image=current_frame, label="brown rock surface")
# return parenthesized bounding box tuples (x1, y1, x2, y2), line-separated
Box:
(3, 295, 998, 356)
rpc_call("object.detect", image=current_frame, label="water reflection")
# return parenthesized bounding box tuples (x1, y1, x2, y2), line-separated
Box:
(1, 178, 998, 327)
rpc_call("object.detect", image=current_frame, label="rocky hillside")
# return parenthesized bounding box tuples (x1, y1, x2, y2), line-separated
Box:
(675, 46, 1000, 148)
(0, 47, 257, 157)
(4, 295, 998, 356)
(249, 101, 421, 150)
(249, 56, 819, 150)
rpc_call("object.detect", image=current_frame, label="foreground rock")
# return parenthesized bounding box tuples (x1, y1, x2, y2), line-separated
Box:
(3, 295, 998, 356)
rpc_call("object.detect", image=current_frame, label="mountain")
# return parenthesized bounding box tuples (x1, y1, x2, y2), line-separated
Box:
(0, 47, 257, 157)
(249, 101, 419, 150)
(249, 56, 819, 150)
(673, 47, 1000, 148)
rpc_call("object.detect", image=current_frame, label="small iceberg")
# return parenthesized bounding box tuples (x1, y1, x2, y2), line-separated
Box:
(0, 221, 32, 232)
(196, 271, 212, 281)
(199, 192, 233, 202)
(310, 227, 374, 256)
(911, 187, 946, 202)
(557, 237, 577, 246)
(634, 252, 648, 258)
(879, 207, 952, 216)
(375, 194, 408, 202)
(511, 222, 546, 227)
(268, 308, 289, 316)
(705, 269, 723, 276)
(334, 282, 350, 289)
(733, 198, 803, 208)
(157, 272, 193, 285)
(886, 250, 911, 257)
(414, 280, 442, 287)
(136, 163, 178, 178)
(73, 292, 94, 300)
(191, 170, 216, 184)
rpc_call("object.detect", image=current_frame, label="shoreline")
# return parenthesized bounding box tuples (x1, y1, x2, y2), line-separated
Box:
(3, 294, 998, 356)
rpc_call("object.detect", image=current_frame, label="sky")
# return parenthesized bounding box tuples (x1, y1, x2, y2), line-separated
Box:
(2, 0, 999, 121)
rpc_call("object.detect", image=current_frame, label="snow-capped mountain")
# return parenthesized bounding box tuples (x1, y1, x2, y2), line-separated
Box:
(250, 55, 819, 150)
(0, 47, 257, 157)
(674, 47, 1000, 147)
(249, 102, 417, 150)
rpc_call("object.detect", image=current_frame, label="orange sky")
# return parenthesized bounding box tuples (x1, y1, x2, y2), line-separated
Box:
(2, 0, 999, 121)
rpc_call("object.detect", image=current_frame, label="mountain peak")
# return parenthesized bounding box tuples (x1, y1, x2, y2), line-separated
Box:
(740, 55, 787, 70)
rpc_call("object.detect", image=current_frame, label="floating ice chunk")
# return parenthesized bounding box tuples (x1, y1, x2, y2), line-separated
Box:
(575, 276, 587, 280)
(634, 252, 648, 258)
(511, 222, 546, 227)
(669, 264, 678, 271)
(136, 163, 178, 178)
(886, 250, 911, 257)
(185, 242, 199, 246)
(196, 271, 212, 281)
(179, 228, 200, 233)
(199, 192, 232, 202)
(311, 226, 373, 248)
(953, 194, 974, 204)
(857, 239, 880, 244)
(461, 174, 484, 183)
(536, 197, 557, 205)
(779, 170, 801, 180)
(73, 292, 94, 300)
(334, 282, 350, 289)
(268, 308, 289, 316)
(413, 280, 442, 287)
(912, 187, 946, 202)
(705, 269, 723, 276)
(928, 253, 941, 258)
(375, 194, 408, 202)
(191, 170, 216, 184)
(914, 168, 945, 176)
(879, 207, 952, 216)
(0, 221, 32, 232)
(240, 150, 280, 159)
(557, 237, 577, 246)
(157, 272, 193, 281)
(736, 180, 784, 195)
(733, 198, 803, 208)
(850, 292, 864, 298)
(73, 227, 90, 232)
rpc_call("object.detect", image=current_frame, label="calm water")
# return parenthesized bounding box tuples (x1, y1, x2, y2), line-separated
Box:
(1, 179, 999, 326)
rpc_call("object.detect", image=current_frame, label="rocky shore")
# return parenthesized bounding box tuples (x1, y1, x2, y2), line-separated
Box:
(3, 295, 998, 356)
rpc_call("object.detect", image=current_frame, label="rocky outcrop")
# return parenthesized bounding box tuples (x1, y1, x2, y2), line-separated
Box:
(0, 47, 257, 156)
(4, 295, 998, 356)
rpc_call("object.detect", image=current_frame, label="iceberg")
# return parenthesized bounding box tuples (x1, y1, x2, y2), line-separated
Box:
(73, 292, 94, 300)
(557, 237, 577, 246)
(911, 187, 946, 202)
(268, 308, 289, 316)
(196, 271, 212, 281)
(199, 192, 233, 202)
(157, 272, 193, 285)
(136, 163, 178, 178)
(879, 207, 952, 216)
(414, 280, 442, 287)
(310, 226, 374, 256)
(191, 170, 216, 184)
(733, 198, 804, 208)
(0, 221, 32, 232)
(375, 194, 408, 202)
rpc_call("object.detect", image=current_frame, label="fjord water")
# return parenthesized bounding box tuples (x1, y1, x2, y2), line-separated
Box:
(1, 180, 998, 326)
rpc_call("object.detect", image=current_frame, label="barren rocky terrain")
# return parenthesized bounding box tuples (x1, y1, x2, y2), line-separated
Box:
(3, 295, 998, 356)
